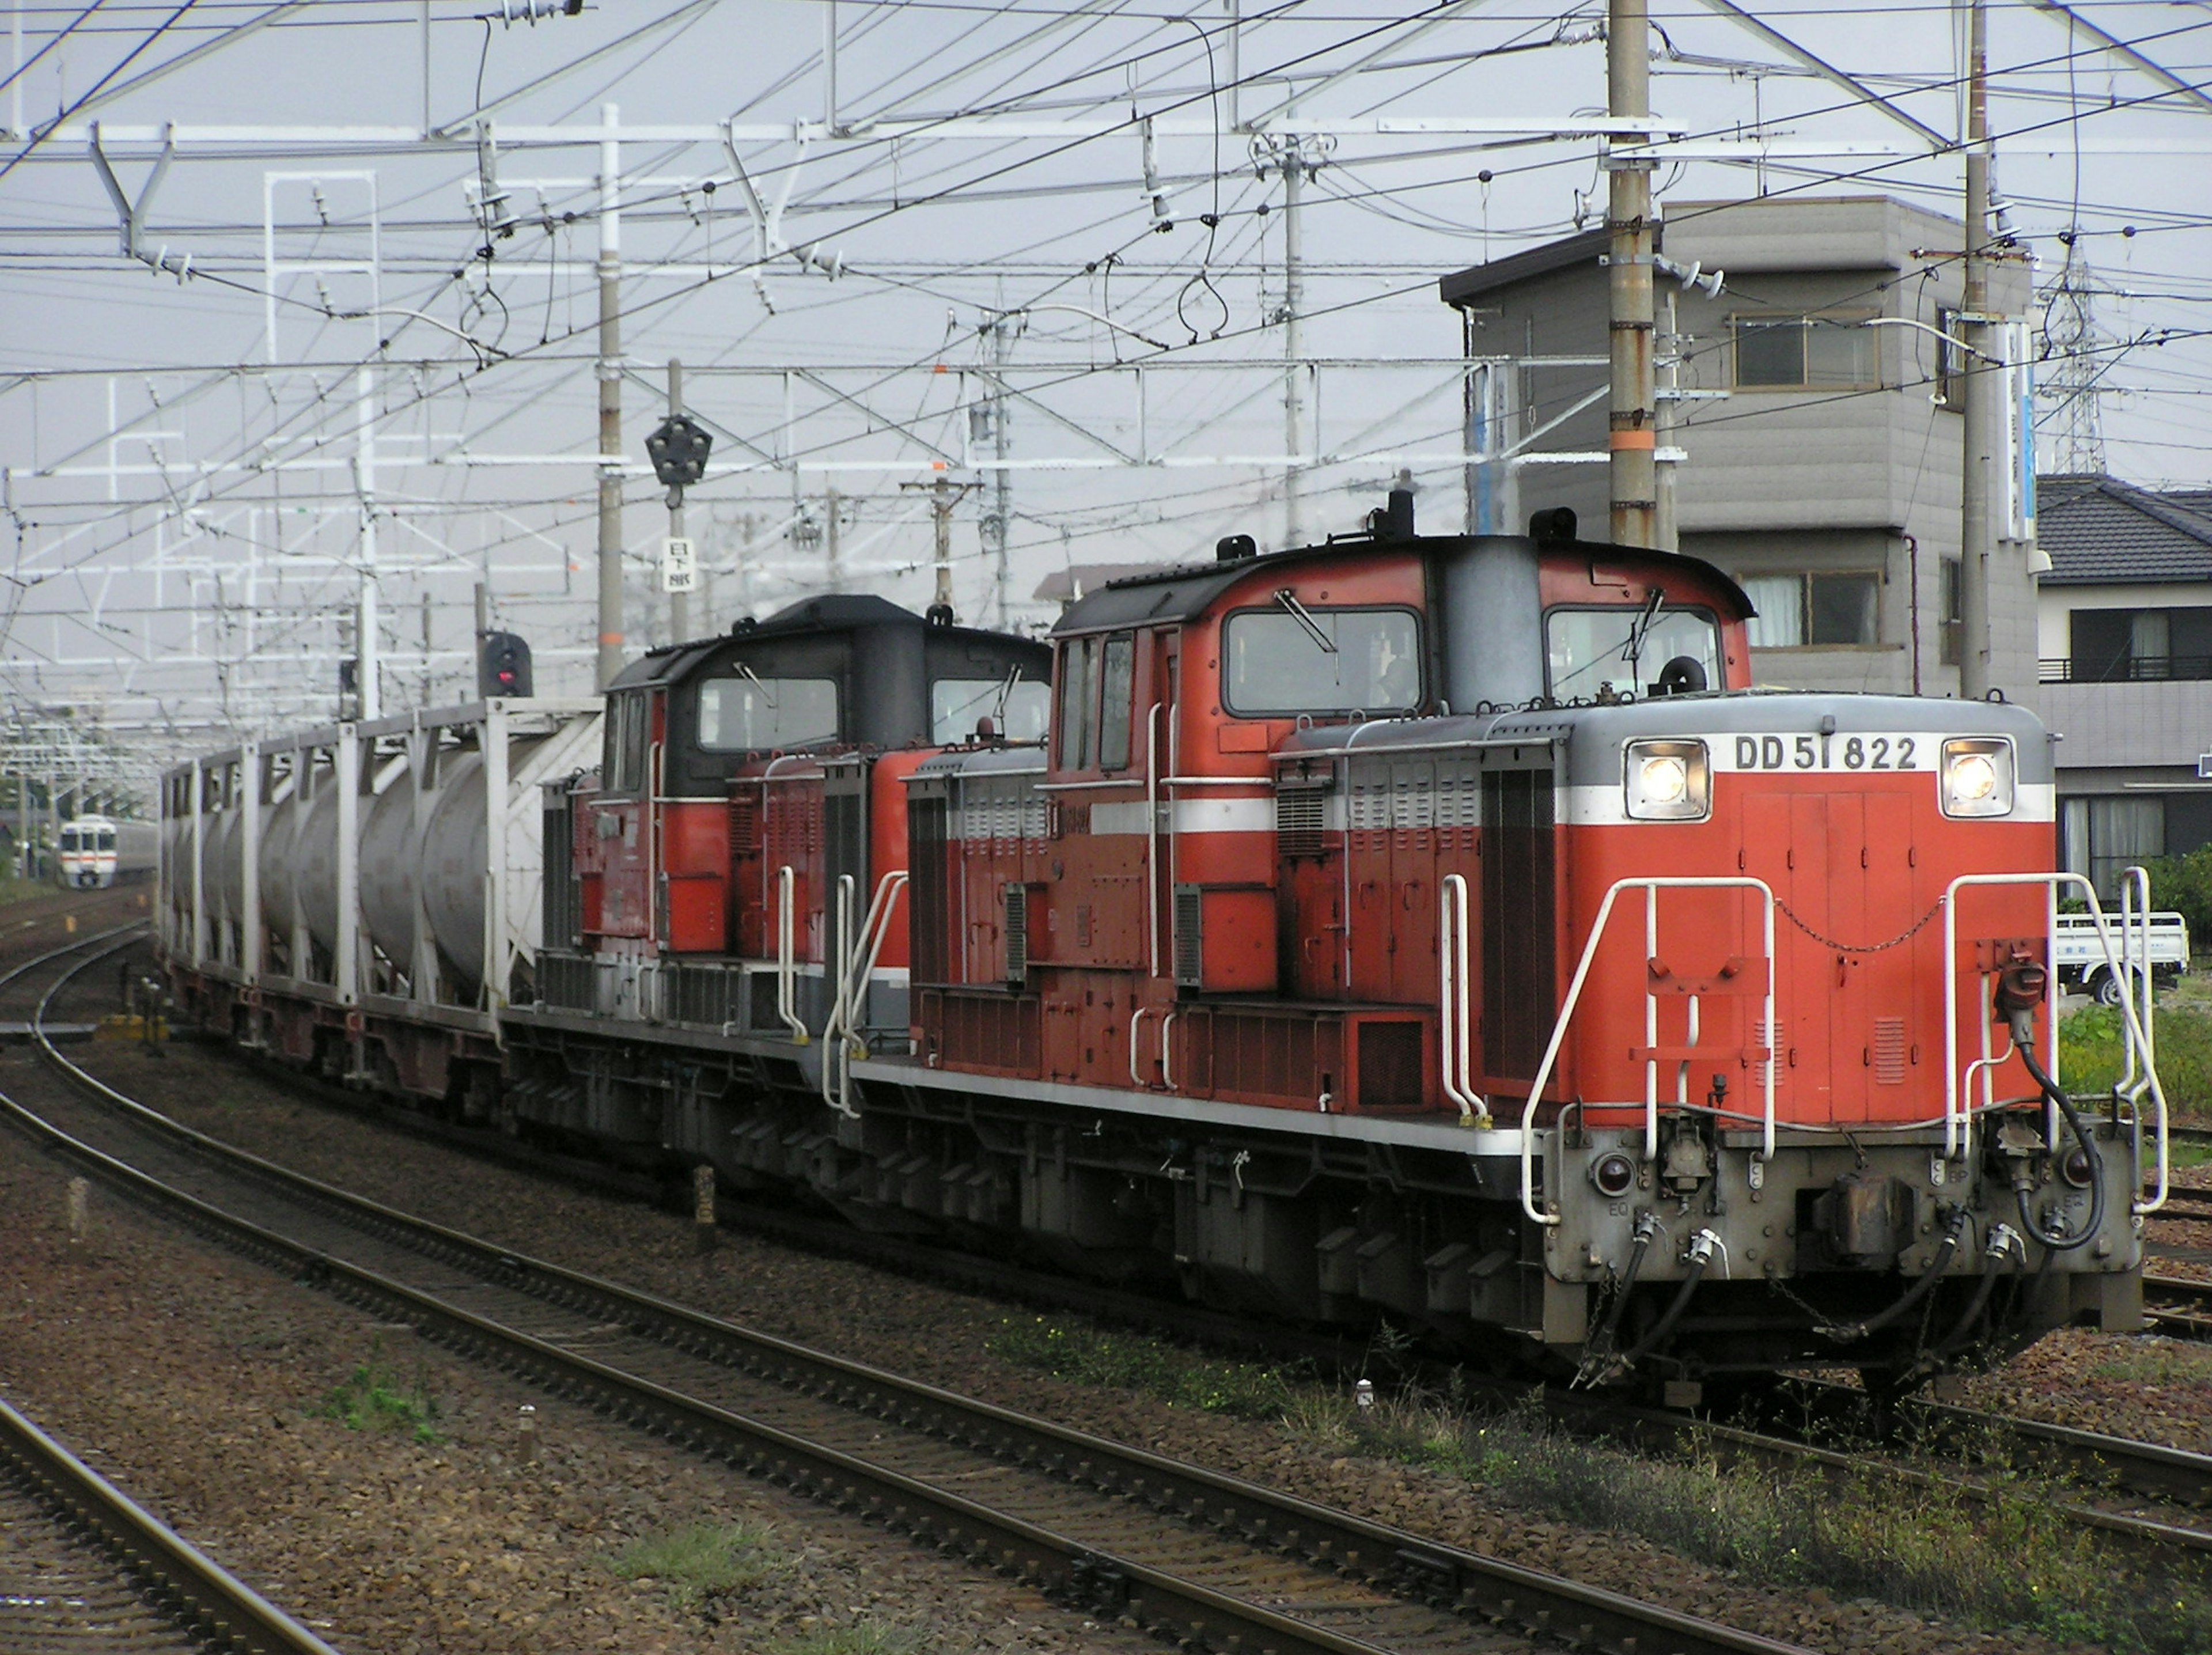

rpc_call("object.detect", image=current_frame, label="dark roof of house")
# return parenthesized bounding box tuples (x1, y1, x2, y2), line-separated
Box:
(2036, 475, 2212, 586)
(1438, 229, 1608, 309)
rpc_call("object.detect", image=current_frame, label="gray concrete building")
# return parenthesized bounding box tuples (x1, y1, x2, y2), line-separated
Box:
(1440, 194, 2037, 699)
(2034, 475, 2212, 890)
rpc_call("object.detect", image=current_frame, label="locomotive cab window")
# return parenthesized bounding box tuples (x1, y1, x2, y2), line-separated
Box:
(603, 690, 652, 794)
(1222, 605, 1421, 717)
(1546, 603, 1721, 700)
(695, 675, 838, 752)
(931, 674, 1051, 744)
(1054, 632, 1137, 770)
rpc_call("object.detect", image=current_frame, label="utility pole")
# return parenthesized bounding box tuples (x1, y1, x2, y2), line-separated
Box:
(1957, 0, 1994, 698)
(1655, 291, 1680, 552)
(905, 475, 979, 619)
(1607, 0, 1658, 549)
(419, 591, 433, 707)
(984, 315, 1013, 626)
(595, 102, 626, 691)
(825, 484, 842, 590)
(665, 358, 690, 645)
(354, 366, 381, 719)
(1282, 145, 1306, 550)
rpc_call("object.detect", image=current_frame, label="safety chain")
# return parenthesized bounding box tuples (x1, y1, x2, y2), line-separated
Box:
(1772, 895, 1946, 957)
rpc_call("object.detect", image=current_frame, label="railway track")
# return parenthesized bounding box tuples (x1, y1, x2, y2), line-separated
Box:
(0, 1393, 344, 1655)
(11, 935, 1810, 1655)
(2145, 1273, 2212, 1339)
(172, 998, 2212, 1575)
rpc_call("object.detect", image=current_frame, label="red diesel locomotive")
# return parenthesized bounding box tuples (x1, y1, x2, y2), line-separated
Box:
(169, 503, 2167, 1395)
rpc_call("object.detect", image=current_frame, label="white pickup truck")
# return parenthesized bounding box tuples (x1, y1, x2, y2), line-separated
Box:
(2053, 910, 2191, 1005)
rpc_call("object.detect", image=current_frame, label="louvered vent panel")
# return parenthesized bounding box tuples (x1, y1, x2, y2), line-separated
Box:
(1003, 884, 1028, 986)
(1173, 887, 1204, 987)
(728, 794, 757, 848)
(1873, 1017, 1907, 1085)
(1277, 786, 1327, 858)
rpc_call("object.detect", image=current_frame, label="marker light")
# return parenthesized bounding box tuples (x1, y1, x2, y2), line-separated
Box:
(1623, 738, 1710, 821)
(1940, 737, 2016, 819)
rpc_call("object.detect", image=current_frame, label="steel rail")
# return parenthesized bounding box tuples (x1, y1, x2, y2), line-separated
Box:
(0, 1363, 344, 1655)
(22, 941, 1808, 1655)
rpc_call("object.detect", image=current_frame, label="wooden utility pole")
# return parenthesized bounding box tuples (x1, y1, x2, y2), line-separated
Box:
(1607, 0, 1657, 549)
(904, 475, 979, 618)
(1958, 0, 1994, 697)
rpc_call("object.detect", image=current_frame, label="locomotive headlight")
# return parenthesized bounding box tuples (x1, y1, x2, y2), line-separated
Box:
(1940, 737, 2015, 819)
(1623, 738, 1710, 821)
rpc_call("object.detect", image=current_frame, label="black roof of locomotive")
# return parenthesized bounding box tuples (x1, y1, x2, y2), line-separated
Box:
(609, 593, 1046, 690)
(1051, 533, 1755, 635)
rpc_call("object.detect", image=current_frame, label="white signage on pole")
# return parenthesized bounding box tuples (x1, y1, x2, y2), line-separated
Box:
(661, 535, 696, 593)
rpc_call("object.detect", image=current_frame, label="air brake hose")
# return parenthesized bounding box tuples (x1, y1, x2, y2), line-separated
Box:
(1592, 1211, 1658, 1354)
(1819, 1206, 1968, 1344)
(2013, 1038, 2105, 1254)
(1930, 1223, 2022, 1359)
(1612, 1228, 1717, 1369)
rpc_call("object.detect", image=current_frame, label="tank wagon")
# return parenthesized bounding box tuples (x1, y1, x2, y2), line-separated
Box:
(161, 515, 2173, 1395)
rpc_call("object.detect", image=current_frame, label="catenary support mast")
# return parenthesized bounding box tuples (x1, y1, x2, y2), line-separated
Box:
(596, 103, 626, 690)
(1958, 0, 1994, 698)
(1608, 0, 1657, 549)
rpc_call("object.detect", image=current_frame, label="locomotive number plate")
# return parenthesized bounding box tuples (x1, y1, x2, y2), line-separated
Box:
(1727, 733, 1923, 772)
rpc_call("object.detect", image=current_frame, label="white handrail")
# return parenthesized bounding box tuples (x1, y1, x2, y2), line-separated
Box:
(1128, 1004, 1154, 1088)
(1161, 1008, 1178, 1092)
(820, 870, 910, 1116)
(1437, 873, 1484, 1124)
(774, 864, 808, 1044)
(1940, 870, 2168, 1214)
(1520, 876, 1777, 1226)
(1145, 700, 1163, 979)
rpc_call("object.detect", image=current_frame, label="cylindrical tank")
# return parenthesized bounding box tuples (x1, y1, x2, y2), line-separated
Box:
(258, 793, 301, 937)
(419, 752, 493, 992)
(207, 808, 243, 929)
(359, 771, 420, 970)
(294, 785, 342, 957)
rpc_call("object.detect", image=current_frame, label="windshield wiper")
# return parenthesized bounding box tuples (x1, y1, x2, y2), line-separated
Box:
(738, 662, 779, 709)
(1624, 588, 1665, 677)
(1273, 588, 1338, 654)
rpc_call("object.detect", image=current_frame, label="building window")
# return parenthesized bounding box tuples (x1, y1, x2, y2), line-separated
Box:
(1740, 571, 1881, 648)
(1731, 313, 1878, 390)
(2063, 606, 2212, 683)
(2063, 796, 2166, 900)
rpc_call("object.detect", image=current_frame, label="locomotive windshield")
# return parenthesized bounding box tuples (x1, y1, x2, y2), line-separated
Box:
(931, 676, 1050, 744)
(1546, 604, 1721, 700)
(696, 676, 839, 751)
(1222, 607, 1421, 717)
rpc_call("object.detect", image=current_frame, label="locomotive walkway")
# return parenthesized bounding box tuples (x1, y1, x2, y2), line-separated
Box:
(3, 930, 1807, 1655)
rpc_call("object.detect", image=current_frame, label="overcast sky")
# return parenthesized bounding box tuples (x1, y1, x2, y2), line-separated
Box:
(2, 0, 2206, 756)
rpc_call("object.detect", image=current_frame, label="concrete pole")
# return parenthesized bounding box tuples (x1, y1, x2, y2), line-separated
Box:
(990, 316, 1012, 626)
(1958, 0, 1994, 699)
(1607, 0, 1658, 549)
(1656, 290, 1680, 553)
(596, 102, 626, 690)
(355, 366, 381, 718)
(666, 357, 690, 645)
(1282, 149, 1305, 550)
(825, 484, 842, 590)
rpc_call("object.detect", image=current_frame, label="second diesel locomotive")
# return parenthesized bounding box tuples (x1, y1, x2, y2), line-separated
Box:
(161, 501, 2169, 1395)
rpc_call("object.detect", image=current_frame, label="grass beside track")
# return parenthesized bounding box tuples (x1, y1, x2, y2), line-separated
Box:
(993, 1312, 2212, 1654)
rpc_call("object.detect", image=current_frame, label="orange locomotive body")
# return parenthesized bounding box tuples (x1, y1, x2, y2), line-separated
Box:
(864, 501, 2156, 1387)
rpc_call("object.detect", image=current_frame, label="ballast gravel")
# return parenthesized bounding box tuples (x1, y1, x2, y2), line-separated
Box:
(29, 1024, 2168, 1655)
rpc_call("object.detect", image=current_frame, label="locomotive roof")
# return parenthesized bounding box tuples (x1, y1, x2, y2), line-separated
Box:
(608, 593, 1048, 690)
(1050, 533, 1755, 635)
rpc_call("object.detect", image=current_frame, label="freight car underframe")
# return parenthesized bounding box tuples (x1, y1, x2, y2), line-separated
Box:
(491, 996, 2144, 1385)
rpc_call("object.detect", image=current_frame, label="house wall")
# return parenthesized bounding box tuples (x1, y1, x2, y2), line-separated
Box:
(1449, 194, 2035, 699)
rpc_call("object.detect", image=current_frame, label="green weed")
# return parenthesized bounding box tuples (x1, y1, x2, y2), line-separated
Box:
(986, 1315, 1304, 1419)
(315, 1351, 442, 1444)
(608, 1521, 782, 1610)
(769, 1626, 931, 1655)
(2058, 1002, 2212, 1126)
(1284, 1386, 2212, 1654)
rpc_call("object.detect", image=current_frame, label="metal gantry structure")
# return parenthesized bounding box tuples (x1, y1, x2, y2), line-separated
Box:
(1, 0, 2206, 760)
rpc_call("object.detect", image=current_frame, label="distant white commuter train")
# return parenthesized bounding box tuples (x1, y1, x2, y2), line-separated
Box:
(55, 815, 157, 889)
